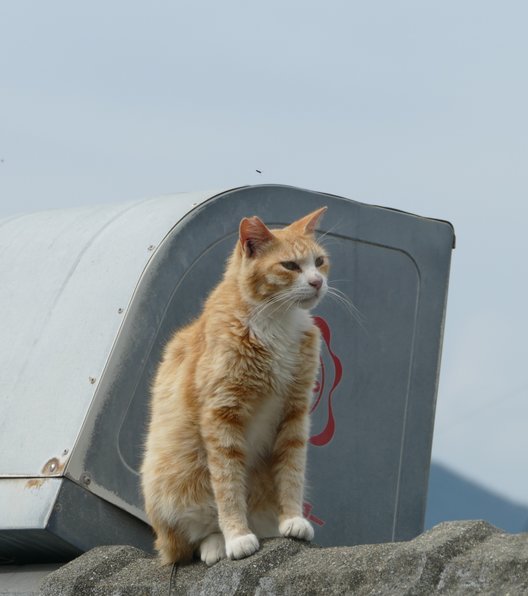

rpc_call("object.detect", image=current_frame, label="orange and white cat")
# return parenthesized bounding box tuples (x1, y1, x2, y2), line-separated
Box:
(141, 207, 329, 565)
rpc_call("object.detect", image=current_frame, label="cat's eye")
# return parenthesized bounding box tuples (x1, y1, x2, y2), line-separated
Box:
(315, 256, 325, 267)
(281, 261, 301, 272)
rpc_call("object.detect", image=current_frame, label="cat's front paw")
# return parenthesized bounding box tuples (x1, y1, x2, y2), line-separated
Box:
(279, 516, 314, 541)
(225, 533, 259, 560)
(199, 533, 226, 566)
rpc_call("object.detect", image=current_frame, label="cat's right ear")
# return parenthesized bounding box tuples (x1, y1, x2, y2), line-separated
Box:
(239, 216, 275, 258)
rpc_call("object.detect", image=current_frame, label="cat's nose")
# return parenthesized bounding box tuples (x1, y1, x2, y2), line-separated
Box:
(309, 276, 323, 290)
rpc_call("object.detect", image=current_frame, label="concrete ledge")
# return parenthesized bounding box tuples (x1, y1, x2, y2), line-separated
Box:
(40, 521, 528, 595)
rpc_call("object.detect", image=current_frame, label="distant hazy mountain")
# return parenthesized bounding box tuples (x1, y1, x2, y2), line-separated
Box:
(426, 461, 528, 533)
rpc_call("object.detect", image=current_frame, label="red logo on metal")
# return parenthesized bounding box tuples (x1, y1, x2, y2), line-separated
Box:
(303, 501, 325, 527)
(309, 316, 343, 447)
(303, 316, 344, 527)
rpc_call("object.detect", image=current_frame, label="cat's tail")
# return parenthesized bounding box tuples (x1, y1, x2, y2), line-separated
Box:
(152, 520, 194, 565)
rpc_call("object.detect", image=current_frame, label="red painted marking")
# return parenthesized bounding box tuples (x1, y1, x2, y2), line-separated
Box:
(303, 501, 325, 527)
(309, 316, 343, 447)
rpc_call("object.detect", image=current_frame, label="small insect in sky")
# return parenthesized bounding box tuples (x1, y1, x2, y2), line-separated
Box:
(255, 169, 262, 174)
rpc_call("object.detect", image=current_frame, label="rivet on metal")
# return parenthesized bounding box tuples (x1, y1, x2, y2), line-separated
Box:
(147, 244, 156, 251)
(191, 202, 198, 207)
(62, 449, 69, 456)
(42, 457, 61, 475)
(89, 377, 96, 384)
(117, 307, 124, 314)
(81, 473, 91, 486)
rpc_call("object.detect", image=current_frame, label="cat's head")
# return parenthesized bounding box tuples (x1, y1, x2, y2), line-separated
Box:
(235, 207, 329, 311)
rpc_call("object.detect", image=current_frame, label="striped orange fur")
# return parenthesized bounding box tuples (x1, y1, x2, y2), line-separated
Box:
(141, 208, 329, 565)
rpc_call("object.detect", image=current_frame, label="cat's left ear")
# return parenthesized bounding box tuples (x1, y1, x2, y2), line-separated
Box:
(239, 216, 275, 258)
(288, 206, 327, 235)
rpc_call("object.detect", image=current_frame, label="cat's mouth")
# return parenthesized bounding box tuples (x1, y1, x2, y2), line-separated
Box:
(298, 290, 325, 309)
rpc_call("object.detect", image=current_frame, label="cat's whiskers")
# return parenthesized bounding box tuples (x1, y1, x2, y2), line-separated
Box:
(258, 297, 295, 322)
(249, 290, 295, 322)
(316, 221, 342, 245)
(326, 286, 368, 332)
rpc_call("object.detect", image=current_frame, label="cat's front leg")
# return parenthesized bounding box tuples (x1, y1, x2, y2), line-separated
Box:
(272, 395, 314, 542)
(279, 515, 314, 540)
(202, 402, 260, 560)
(199, 533, 226, 566)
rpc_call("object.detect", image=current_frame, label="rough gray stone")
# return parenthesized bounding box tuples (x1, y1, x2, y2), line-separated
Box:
(39, 521, 528, 595)
(437, 532, 528, 595)
(38, 545, 161, 596)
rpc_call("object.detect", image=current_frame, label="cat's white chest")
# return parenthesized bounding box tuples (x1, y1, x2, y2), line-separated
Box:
(251, 308, 310, 388)
(246, 308, 311, 464)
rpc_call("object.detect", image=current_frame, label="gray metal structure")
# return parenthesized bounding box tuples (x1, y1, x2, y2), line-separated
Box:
(0, 185, 454, 563)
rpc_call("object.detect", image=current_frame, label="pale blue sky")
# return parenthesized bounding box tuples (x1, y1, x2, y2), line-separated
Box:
(1, 1, 527, 503)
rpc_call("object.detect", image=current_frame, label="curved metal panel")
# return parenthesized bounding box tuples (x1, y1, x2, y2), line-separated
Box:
(0, 184, 454, 558)
(0, 191, 222, 476)
(67, 185, 454, 546)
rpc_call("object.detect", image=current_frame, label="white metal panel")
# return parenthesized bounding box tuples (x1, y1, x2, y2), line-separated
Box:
(0, 479, 59, 529)
(0, 191, 222, 476)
